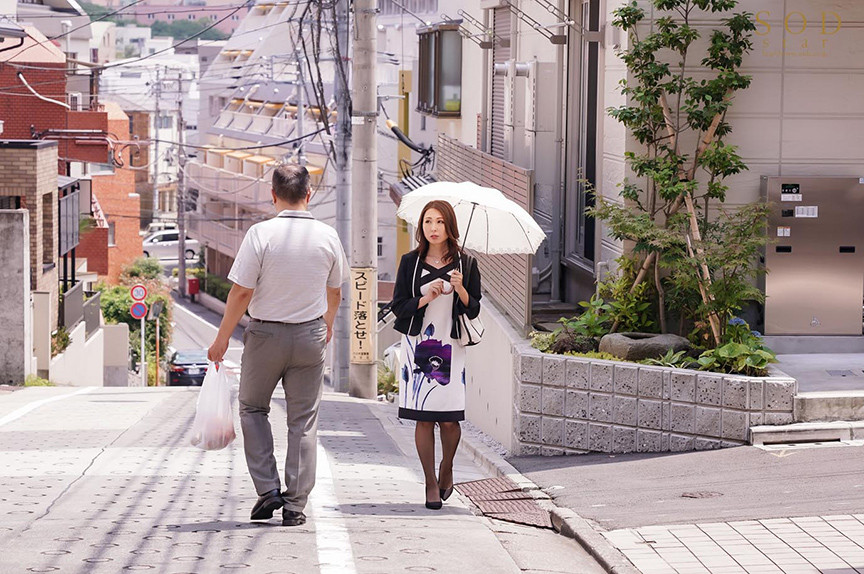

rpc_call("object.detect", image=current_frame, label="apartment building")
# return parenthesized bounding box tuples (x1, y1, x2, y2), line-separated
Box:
(188, 0, 401, 282)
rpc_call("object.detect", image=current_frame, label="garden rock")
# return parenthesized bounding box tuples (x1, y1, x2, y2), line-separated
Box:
(599, 333, 691, 361)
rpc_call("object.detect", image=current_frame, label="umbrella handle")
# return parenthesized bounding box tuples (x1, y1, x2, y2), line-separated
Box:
(460, 202, 477, 253)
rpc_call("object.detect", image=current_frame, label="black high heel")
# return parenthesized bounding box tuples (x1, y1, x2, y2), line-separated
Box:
(425, 499, 443, 510)
(440, 487, 453, 501)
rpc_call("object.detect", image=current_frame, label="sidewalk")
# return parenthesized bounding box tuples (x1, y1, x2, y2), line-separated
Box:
(0, 385, 601, 573)
(509, 445, 864, 574)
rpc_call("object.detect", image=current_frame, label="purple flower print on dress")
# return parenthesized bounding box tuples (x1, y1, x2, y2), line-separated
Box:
(413, 338, 452, 386)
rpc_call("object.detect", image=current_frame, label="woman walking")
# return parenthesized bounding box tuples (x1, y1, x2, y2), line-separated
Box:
(390, 200, 482, 510)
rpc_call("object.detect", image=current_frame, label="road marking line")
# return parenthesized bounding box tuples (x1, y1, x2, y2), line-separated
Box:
(0, 388, 94, 428)
(310, 442, 356, 574)
(173, 302, 221, 332)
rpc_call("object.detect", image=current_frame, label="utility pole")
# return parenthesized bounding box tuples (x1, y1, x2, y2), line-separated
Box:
(333, 0, 352, 393)
(349, 0, 378, 398)
(295, 50, 307, 166)
(152, 66, 162, 222)
(177, 71, 188, 298)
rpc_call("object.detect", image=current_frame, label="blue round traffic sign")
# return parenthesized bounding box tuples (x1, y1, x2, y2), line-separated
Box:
(130, 302, 148, 320)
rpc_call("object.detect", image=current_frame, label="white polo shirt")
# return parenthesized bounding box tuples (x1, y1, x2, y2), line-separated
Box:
(228, 210, 349, 323)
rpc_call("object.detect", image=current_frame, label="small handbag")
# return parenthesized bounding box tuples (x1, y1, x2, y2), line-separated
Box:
(457, 256, 484, 347)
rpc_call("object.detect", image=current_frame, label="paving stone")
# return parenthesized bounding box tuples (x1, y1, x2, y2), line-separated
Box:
(564, 390, 589, 420)
(518, 352, 544, 384)
(565, 420, 588, 450)
(541, 416, 564, 447)
(541, 387, 565, 417)
(638, 367, 665, 399)
(695, 406, 722, 438)
(671, 372, 697, 403)
(614, 365, 638, 396)
(637, 399, 663, 430)
(542, 356, 567, 387)
(519, 383, 542, 415)
(612, 396, 638, 426)
(723, 378, 749, 410)
(588, 424, 613, 452)
(696, 375, 723, 406)
(589, 393, 613, 424)
(566, 359, 590, 390)
(590, 363, 614, 393)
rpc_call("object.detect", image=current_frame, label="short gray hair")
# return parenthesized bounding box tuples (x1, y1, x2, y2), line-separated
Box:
(272, 164, 309, 203)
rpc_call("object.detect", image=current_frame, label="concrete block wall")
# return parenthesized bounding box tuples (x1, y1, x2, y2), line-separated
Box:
(513, 349, 797, 455)
(0, 210, 31, 385)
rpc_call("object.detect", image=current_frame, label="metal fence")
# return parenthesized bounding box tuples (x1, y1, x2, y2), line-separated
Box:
(60, 281, 84, 329)
(59, 190, 80, 257)
(83, 291, 101, 339)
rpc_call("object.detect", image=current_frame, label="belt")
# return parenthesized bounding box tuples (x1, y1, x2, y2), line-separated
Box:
(250, 316, 323, 325)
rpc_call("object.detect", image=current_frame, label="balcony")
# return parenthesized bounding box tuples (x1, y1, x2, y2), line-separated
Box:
(187, 215, 244, 258)
(187, 161, 270, 206)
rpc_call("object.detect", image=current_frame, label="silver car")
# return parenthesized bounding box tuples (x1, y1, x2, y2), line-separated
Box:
(142, 230, 199, 260)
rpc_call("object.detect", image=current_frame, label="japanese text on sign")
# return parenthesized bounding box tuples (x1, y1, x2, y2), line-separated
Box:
(350, 268, 376, 364)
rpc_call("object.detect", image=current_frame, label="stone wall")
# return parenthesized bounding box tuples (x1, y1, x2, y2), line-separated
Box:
(0, 210, 31, 385)
(513, 348, 797, 456)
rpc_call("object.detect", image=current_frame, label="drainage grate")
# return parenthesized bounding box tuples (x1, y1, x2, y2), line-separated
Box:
(456, 477, 552, 529)
(826, 370, 858, 377)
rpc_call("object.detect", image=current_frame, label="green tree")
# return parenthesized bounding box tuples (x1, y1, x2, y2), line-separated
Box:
(151, 20, 229, 41)
(590, 0, 762, 347)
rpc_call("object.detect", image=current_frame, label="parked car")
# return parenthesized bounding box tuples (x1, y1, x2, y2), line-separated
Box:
(141, 221, 177, 237)
(142, 230, 199, 260)
(167, 349, 209, 386)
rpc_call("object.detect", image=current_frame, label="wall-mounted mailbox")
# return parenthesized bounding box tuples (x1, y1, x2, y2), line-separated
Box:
(763, 177, 864, 335)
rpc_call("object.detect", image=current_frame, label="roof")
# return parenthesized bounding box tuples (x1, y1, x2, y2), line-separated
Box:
(57, 175, 80, 190)
(226, 151, 252, 159)
(104, 94, 150, 113)
(0, 26, 65, 64)
(245, 155, 275, 164)
(101, 100, 130, 121)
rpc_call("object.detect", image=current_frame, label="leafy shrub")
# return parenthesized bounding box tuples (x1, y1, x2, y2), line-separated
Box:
(24, 374, 53, 386)
(204, 274, 232, 302)
(120, 257, 163, 283)
(641, 349, 697, 369)
(560, 294, 612, 339)
(696, 317, 776, 377)
(378, 363, 398, 396)
(51, 327, 70, 357)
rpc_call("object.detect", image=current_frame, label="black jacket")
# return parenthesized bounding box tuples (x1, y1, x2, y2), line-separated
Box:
(390, 250, 482, 339)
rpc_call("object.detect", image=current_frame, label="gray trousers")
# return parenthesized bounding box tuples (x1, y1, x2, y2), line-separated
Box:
(238, 317, 327, 512)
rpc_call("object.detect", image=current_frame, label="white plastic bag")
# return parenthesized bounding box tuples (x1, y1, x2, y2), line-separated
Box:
(190, 361, 236, 450)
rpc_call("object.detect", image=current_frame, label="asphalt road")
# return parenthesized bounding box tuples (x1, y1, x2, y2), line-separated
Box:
(510, 443, 864, 531)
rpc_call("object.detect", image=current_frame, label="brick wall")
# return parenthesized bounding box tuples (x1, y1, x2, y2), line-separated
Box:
(76, 227, 110, 275)
(0, 142, 60, 329)
(94, 105, 142, 283)
(0, 64, 67, 141)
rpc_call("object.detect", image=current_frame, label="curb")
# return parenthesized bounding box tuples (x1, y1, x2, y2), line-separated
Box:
(460, 432, 641, 574)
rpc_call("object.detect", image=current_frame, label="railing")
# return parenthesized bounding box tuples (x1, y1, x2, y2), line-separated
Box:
(59, 189, 80, 257)
(187, 215, 245, 257)
(188, 161, 270, 206)
(83, 291, 101, 339)
(60, 281, 85, 329)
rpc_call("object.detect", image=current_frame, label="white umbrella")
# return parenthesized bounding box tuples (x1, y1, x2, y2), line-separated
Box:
(396, 181, 546, 255)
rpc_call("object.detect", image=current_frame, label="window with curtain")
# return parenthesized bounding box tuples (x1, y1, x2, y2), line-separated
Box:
(416, 24, 462, 117)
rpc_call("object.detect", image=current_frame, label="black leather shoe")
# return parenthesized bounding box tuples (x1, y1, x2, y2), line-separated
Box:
(282, 510, 306, 526)
(250, 489, 284, 520)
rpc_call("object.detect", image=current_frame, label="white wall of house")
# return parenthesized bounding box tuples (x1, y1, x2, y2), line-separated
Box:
(49, 322, 105, 387)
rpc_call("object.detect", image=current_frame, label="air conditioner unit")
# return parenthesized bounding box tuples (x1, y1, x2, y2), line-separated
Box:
(68, 92, 83, 111)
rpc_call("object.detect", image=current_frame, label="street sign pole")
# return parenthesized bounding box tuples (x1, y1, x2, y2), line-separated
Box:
(140, 316, 146, 387)
(155, 316, 160, 386)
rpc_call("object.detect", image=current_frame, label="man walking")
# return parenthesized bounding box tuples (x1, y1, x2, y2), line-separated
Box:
(208, 164, 347, 527)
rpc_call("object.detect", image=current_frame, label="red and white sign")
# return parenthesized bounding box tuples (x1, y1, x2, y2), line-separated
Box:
(130, 302, 148, 320)
(130, 284, 148, 301)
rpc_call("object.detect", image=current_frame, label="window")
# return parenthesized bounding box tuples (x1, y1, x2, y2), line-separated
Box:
(168, 14, 175, 20)
(0, 196, 21, 209)
(211, 14, 217, 20)
(158, 115, 173, 129)
(417, 24, 462, 117)
(148, 13, 154, 19)
(108, 222, 116, 246)
(377, 236, 383, 258)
